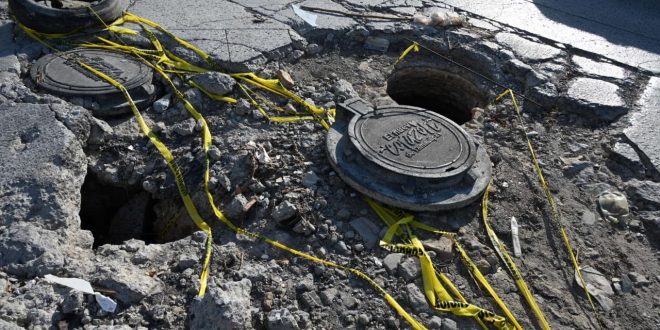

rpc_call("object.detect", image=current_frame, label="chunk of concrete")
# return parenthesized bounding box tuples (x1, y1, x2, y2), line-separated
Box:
(189, 279, 253, 329)
(624, 77, 660, 176)
(565, 78, 626, 120)
(572, 56, 625, 79)
(349, 217, 381, 248)
(495, 33, 561, 62)
(0, 104, 87, 231)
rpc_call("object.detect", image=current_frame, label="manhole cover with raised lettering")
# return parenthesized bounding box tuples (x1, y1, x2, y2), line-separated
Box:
(327, 98, 491, 211)
(30, 48, 157, 117)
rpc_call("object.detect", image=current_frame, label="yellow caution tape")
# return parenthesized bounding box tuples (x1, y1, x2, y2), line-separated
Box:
(496, 89, 603, 329)
(395, 42, 420, 65)
(367, 199, 516, 330)
(482, 181, 552, 329)
(106, 25, 139, 35)
(187, 79, 237, 103)
(74, 13, 427, 329)
(452, 239, 522, 330)
(77, 62, 214, 298)
(237, 83, 318, 124)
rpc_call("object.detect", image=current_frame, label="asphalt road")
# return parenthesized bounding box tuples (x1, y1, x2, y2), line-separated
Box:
(438, 0, 660, 74)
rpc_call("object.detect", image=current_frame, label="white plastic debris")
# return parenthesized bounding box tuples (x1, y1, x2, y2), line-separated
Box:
(510, 216, 521, 257)
(44, 274, 117, 313)
(597, 190, 629, 225)
(292, 5, 318, 27)
(412, 14, 432, 26)
(246, 140, 271, 164)
(419, 10, 467, 27)
(575, 266, 615, 312)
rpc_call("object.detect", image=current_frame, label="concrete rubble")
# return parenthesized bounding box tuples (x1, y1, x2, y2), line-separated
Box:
(0, 0, 659, 329)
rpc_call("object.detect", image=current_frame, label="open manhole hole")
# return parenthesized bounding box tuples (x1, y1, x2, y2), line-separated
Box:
(79, 172, 195, 247)
(386, 66, 487, 125)
(327, 98, 491, 211)
(79, 172, 158, 247)
(30, 48, 159, 117)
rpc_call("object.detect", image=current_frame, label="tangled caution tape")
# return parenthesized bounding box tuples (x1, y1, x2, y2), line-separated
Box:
(393, 40, 605, 329)
(12, 6, 606, 330)
(14, 10, 433, 330)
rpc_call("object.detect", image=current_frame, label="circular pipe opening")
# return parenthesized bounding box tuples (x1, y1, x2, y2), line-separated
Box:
(386, 67, 486, 125)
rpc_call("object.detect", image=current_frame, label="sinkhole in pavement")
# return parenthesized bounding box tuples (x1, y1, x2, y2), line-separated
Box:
(79, 172, 159, 247)
(386, 66, 487, 125)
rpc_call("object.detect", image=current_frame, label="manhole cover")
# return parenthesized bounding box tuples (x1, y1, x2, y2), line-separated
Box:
(327, 98, 492, 211)
(30, 48, 157, 117)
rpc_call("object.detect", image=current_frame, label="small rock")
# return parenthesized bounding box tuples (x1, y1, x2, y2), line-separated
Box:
(296, 274, 315, 293)
(628, 272, 651, 286)
(349, 217, 381, 248)
(476, 258, 492, 274)
(320, 287, 338, 304)
(357, 314, 370, 326)
(216, 173, 232, 193)
(398, 257, 421, 281)
(177, 254, 197, 270)
(292, 218, 316, 236)
(174, 118, 196, 136)
(428, 316, 443, 329)
(405, 283, 428, 312)
(277, 70, 295, 89)
(267, 308, 300, 330)
(271, 201, 298, 222)
(423, 236, 454, 262)
(628, 219, 642, 231)
(620, 274, 633, 293)
(61, 291, 85, 314)
(383, 253, 404, 274)
(441, 318, 458, 330)
(224, 194, 249, 219)
(302, 171, 319, 187)
(341, 293, 358, 309)
(582, 210, 597, 225)
(332, 79, 359, 102)
(335, 241, 351, 255)
(353, 243, 364, 252)
(88, 117, 113, 145)
(191, 72, 236, 96)
(234, 98, 251, 115)
(300, 291, 322, 310)
(208, 146, 222, 161)
(152, 95, 171, 113)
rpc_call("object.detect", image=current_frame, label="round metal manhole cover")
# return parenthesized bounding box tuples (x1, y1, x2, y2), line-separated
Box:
(327, 98, 492, 211)
(30, 48, 156, 116)
(348, 107, 476, 179)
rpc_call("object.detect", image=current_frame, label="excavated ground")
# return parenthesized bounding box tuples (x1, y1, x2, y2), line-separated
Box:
(1, 1, 659, 330)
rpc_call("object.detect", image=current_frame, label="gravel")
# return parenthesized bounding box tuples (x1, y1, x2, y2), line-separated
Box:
(1, 2, 658, 329)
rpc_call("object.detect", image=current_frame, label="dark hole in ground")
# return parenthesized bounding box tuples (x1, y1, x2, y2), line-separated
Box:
(79, 172, 157, 247)
(386, 67, 486, 125)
